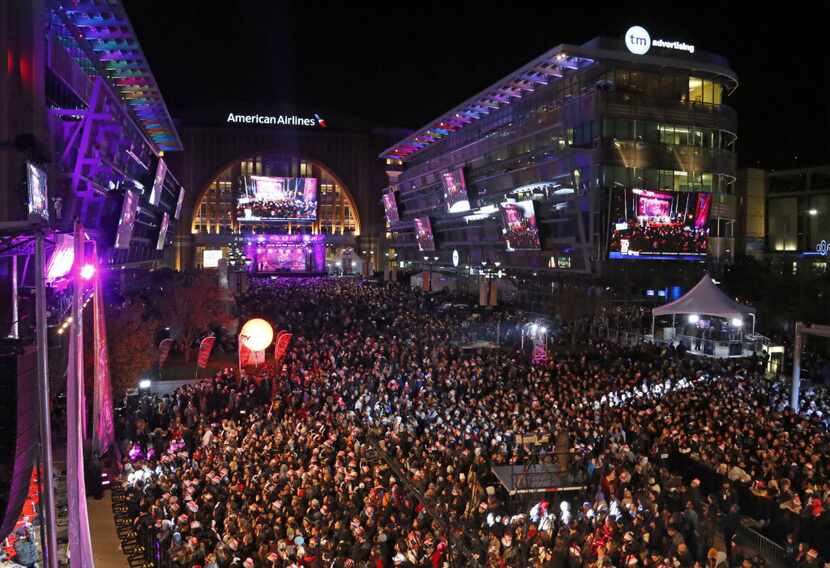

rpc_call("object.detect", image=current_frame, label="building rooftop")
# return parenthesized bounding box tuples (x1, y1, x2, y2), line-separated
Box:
(380, 36, 737, 162)
(54, 0, 183, 152)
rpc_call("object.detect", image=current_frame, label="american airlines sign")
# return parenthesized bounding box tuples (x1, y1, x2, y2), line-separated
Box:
(226, 113, 327, 128)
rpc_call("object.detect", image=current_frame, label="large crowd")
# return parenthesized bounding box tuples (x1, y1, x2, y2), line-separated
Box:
(116, 279, 830, 568)
(610, 222, 708, 256)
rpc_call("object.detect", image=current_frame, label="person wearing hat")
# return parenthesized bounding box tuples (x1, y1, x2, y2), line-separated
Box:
(14, 527, 37, 568)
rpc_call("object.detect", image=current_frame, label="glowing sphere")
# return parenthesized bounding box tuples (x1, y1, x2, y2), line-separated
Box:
(240, 318, 274, 351)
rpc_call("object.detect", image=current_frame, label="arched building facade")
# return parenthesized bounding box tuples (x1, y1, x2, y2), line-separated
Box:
(165, 108, 408, 273)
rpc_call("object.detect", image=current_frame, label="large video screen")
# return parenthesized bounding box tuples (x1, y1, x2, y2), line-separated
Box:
(441, 168, 470, 213)
(26, 161, 48, 221)
(414, 216, 436, 251)
(174, 187, 185, 219)
(149, 158, 166, 206)
(383, 192, 399, 224)
(156, 212, 170, 251)
(500, 200, 541, 251)
(236, 176, 318, 222)
(609, 189, 712, 258)
(114, 190, 139, 249)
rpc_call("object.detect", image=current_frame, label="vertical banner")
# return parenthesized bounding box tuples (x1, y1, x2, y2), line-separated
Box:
(68, 221, 94, 567)
(92, 276, 116, 457)
(238, 342, 252, 371)
(423, 271, 431, 292)
(488, 279, 498, 306)
(479, 279, 489, 306)
(158, 338, 173, 368)
(274, 331, 293, 364)
(532, 341, 548, 365)
(197, 336, 216, 369)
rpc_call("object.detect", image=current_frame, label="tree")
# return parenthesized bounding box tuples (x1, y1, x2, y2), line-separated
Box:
(107, 298, 157, 396)
(156, 273, 235, 362)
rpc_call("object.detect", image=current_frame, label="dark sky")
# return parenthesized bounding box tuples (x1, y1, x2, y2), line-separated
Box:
(124, 1, 830, 170)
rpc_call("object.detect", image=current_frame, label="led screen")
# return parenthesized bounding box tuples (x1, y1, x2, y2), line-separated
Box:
(441, 168, 470, 213)
(383, 192, 400, 224)
(26, 161, 48, 221)
(414, 216, 436, 251)
(203, 249, 223, 268)
(174, 187, 185, 220)
(156, 212, 170, 251)
(500, 200, 541, 251)
(236, 176, 318, 222)
(149, 158, 166, 206)
(114, 190, 139, 249)
(609, 188, 712, 259)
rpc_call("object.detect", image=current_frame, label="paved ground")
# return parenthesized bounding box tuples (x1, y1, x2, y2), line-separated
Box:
(88, 490, 129, 568)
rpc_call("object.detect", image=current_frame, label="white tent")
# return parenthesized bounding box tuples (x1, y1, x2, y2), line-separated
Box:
(651, 275, 755, 334)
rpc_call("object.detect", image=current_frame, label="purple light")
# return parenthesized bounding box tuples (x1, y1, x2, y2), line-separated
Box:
(80, 264, 96, 280)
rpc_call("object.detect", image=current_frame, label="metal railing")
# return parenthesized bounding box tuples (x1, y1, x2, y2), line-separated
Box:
(737, 522, 789, 567)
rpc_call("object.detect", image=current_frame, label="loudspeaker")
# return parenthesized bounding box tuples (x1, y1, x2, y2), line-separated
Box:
(0, 347, 38, 541)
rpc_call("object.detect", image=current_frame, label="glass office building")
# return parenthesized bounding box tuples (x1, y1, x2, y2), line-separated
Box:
(381, 31, 739, 276)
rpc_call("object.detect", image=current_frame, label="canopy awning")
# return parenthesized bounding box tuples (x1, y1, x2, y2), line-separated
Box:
(652, 275, 755, 321)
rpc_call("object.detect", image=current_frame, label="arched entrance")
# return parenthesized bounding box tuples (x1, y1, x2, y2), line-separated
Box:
(185, 152, 363, 271)
(191, 153, 361, 236)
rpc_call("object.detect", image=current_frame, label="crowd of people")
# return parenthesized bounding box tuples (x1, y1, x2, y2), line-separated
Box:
(610, 222, 708, 256)
(237, 198, 318, 222)
(116, 278, 830, 568)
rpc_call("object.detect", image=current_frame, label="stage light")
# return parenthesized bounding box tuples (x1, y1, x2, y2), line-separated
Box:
(731, 318, 743, 327)
(80, 264, 96, 280)
(139, 379, 151, 389)
(808, 209, 818, 216)
(688, 314, 700, 323)
(240, 318, 274, 351)
(540, 327, 547, 334)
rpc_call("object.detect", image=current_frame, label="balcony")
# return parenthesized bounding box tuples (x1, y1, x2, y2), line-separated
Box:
(598, 92, 737, 133)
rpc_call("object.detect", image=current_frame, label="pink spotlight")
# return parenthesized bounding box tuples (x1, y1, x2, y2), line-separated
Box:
(80, 264, 96, 280)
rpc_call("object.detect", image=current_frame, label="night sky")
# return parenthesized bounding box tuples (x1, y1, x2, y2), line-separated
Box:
(124, 1, 830, 170)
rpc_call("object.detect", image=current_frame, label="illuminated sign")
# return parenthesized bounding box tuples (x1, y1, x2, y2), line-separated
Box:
(625, 26, 695, 55)
(818, 240, 828, 256)
(226, 113, 327, 127)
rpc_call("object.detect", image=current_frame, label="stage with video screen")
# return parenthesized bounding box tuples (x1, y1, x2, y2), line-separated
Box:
(500, 200, 541, 251)
(245, 235, 326, 273)
(237, 176, 318, 222)
(609, 188, 712, 259)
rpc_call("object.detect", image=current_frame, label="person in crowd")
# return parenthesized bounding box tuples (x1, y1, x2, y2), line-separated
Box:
(115, 278, 830, 568)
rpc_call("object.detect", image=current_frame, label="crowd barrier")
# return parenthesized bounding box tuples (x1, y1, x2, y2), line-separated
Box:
(670, 453, 830, 560)
(111, 484, 173, 568)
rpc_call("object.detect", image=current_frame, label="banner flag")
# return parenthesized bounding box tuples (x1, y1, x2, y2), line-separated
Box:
(274, 331, 293, 364)
(158, 338, 173, 368)
(238, 338, 252, 370)
(197, 336, 216, 368)
(532, 341, 547, 365)
(93, 276, 116, 457)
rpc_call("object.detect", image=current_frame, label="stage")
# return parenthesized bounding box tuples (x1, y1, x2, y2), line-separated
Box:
(244, 234, 326, 273)
(251, 270, 328, 278)
(491, 464, 587, 495)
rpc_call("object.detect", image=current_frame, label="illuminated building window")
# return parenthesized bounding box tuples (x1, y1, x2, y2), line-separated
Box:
(688, 77, 723, 105)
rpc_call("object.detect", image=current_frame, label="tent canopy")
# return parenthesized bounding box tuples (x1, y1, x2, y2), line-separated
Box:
(652, 275, 755, 321)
